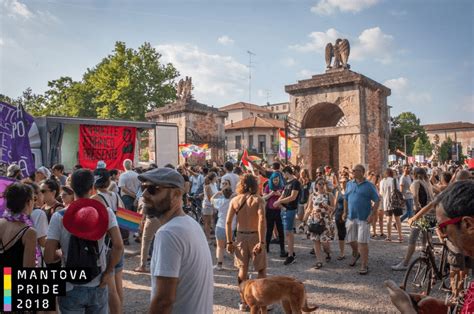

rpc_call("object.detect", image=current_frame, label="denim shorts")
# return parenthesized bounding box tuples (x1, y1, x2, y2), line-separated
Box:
(107, 250, 124, 272)
(215, 226, 226, 240)
(58, 286, 108, 314)
(281, 209, 297, 232)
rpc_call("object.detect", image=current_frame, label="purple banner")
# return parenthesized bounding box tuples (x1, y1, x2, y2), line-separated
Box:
(0, 102, 36, 177)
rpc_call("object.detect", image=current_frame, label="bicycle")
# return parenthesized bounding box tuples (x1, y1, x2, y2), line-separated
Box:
(183, 194, 203, 224)
(402, 226, 451, 297)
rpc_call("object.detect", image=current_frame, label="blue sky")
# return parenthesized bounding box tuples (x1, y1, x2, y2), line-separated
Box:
(1, 0, 473, 124)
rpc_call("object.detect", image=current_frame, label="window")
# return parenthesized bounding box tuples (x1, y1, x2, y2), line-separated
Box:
(271, 107, 274, 111)
(235, 135, 242, 149)
(249, 135, 254, 149)
(276, 106, 279, 111)
(283, 104, 287, 110)
(258, 135, 266, 153)
(250, 112, 254, 116)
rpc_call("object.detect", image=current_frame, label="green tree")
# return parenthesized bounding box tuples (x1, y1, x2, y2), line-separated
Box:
(14, 88, 47, 116)
(412, 138, 424, 156)
(85, 41, 179, 120)
(439, 137, 453, 162)
(389, 112, 428, 155)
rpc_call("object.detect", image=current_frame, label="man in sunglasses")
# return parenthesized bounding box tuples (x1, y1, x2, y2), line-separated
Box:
(139, 168, 213, 314)
(385, 180, 474, 313)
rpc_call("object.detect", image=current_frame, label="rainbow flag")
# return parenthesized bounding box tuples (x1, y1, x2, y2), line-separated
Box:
(178, 144, 208, 159)
(116, 207, 142, 232)
(279, 130, 292, 159)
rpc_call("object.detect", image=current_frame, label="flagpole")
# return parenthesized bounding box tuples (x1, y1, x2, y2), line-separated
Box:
(284, 117, 288, 164)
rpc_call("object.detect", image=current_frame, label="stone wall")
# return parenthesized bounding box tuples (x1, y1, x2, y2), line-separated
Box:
(285, 70, 390, 175)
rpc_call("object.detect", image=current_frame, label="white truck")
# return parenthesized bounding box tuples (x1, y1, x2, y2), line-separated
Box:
(32, 116, 179, 171)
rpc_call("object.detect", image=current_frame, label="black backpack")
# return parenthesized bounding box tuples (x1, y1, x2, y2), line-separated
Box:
(418, 183, 428, 208)
(58, 210, 102, 284)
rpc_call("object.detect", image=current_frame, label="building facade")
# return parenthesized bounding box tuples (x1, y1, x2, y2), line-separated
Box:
(423, 122, 474, 158)
(146, 98, 228, 164)
(220, 102, 274, 125)
(224, 117, 284, 160)
(263, 101, 290, 120)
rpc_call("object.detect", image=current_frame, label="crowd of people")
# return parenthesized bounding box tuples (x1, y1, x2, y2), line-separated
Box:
(0, 157, 473, 313)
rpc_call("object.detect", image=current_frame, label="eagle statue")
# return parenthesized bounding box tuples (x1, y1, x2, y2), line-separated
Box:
(325, 39, 350, 69)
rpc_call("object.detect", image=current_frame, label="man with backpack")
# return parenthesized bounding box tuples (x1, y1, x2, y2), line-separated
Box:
(44, 169, 123, 314)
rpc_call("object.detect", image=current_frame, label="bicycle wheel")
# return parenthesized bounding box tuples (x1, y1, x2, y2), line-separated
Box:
(403, 257, 433, 295)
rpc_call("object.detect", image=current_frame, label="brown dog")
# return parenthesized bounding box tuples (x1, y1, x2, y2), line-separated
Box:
(239, 276, 318, 313)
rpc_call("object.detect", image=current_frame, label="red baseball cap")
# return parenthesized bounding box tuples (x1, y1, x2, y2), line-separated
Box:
(63, 199, 109, 241)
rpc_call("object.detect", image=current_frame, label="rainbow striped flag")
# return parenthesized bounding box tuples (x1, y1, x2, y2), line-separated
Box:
(116, 207, 142, 232)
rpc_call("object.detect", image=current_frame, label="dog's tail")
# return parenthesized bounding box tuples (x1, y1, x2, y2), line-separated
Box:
(301, 284, 318, 312)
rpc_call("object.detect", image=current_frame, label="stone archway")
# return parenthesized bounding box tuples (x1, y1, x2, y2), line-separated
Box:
(301, 102, 346, 174)
(285, 69, 391, 176)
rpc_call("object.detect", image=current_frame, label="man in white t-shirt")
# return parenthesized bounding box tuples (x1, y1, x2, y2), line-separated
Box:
(221, 161, 240, 192)
(399, 165, 414, 222)
(44, 169, 123, 314)
(118, 159, 141, 211)
(139, 168, 213, 314)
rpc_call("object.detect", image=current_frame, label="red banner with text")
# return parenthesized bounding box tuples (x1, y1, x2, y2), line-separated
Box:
(78, 125, 136, 170)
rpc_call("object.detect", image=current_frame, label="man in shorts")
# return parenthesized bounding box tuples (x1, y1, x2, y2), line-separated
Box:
(226, 174, 266, 311)
(274, 166, 301, 265)
(343, 164, 379, 275)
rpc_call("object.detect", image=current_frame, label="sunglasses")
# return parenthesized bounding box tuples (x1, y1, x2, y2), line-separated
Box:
(141, 184, 174, 195)
(438, 216, 464, 233)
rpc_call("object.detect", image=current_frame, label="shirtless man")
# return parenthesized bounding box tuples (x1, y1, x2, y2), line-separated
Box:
(226, 174, 266, 311)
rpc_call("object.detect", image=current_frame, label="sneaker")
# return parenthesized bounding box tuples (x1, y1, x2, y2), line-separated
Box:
(284, 254, 296, 265)
(213, 263, 223, 271)
(391, 261, 408, 271)
(310, 248, 315, 255)
(280, 251, 288, 258)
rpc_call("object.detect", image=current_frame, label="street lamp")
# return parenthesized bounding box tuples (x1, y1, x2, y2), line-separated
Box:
(403, 131, 418, 164)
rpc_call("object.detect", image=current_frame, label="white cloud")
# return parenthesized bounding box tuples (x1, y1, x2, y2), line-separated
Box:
(3, 0, 34, 19)
(281, 57, 297, 67)
(257, 89, 266, 97)
(384, 77, 408, 92)
(289, 28, 341, 52)
(0, 38, 4, 46)
(350, 27, 394, 64)
(156, 43, 247, 102)
(2, 0, 59, 24)
(290, 26, 394, 64)
(311, 0, 379, 15)
(217, 35, 234, 46)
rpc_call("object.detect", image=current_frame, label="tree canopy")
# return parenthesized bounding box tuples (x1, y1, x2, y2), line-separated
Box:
(1, 42, 179, 121)
(389, 112, 429, 155)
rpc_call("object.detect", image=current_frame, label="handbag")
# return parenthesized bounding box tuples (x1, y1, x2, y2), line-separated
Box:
(390, 179, 406, 211)
(308, 219, 326, 235)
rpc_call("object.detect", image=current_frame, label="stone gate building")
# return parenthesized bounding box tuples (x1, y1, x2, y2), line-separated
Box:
(285, 69, 391, 176)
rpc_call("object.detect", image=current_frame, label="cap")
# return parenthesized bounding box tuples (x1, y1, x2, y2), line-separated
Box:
(138, 168, 184, 190)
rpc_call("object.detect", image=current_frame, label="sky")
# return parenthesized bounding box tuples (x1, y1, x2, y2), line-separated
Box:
(1, 0, 473, 124)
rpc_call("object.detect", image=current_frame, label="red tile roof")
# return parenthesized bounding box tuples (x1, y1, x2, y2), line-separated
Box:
(225, 117, 285, 130)
(219, 102, 272, 113)
(423, 121, 474, 132)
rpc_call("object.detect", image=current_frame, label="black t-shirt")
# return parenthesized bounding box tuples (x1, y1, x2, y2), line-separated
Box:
(282, 179, 301, 210)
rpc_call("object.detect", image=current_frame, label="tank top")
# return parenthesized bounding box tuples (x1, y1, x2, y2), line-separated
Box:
(335, 190, 345, 216)
(203, 184, 218, 207)
(0, 226, 29, 267)
(97, 191, 120, 211)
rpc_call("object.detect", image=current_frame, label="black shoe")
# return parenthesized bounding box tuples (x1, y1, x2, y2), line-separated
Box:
(280, 251, 288, 258)
(310, 248, 315, 255)
(284, 255, 296, 265)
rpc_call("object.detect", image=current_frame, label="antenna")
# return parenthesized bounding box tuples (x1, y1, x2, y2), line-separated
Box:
(247, 50, 256, 102)
(264, 89, 271, 103)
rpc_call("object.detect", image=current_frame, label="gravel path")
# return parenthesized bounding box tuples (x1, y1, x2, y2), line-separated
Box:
(122, 221, 414, 313)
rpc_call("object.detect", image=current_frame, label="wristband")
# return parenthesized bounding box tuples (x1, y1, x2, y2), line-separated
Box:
(226, 242, 233, 245)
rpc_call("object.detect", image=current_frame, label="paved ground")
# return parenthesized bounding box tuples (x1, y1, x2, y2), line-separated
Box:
(122, 221, 416, 313)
